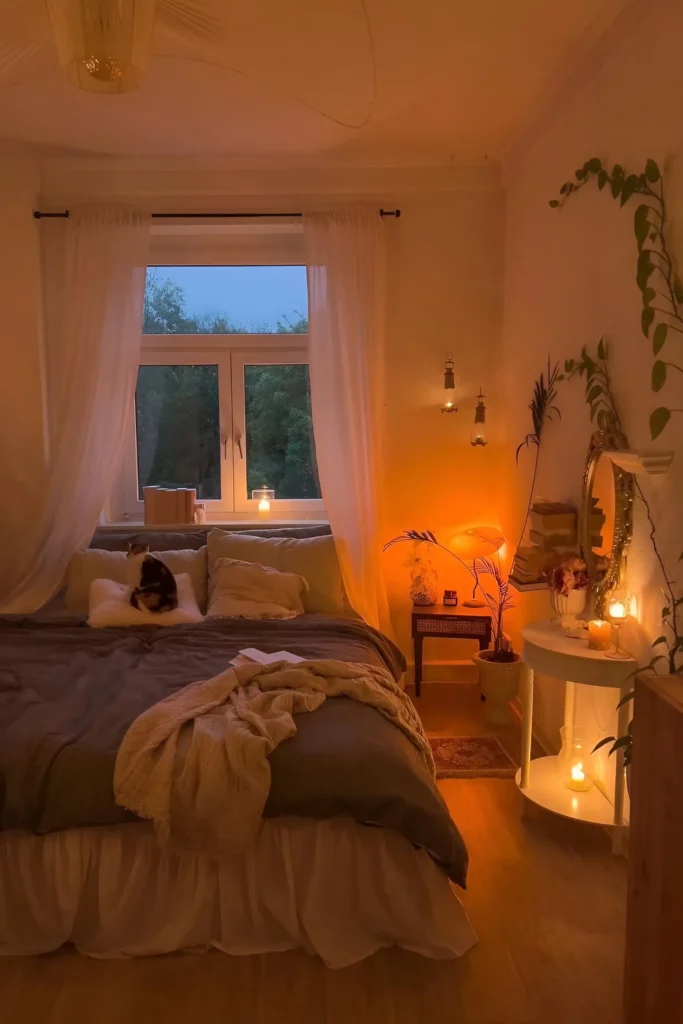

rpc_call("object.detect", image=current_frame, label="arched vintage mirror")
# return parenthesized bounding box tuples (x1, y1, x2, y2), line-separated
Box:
(580, 431, 634, 616)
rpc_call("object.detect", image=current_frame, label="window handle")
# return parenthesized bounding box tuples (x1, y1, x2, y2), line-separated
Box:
(221, 435, 230, 460)
(234, 427, 244, 460)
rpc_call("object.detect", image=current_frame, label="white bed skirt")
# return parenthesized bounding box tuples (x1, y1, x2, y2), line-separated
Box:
(0, 817, 477, 968)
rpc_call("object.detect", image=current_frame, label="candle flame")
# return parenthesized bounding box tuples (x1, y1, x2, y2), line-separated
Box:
(258, 498, 270, 512)
(609, 599, 627, 621)
(571, 762, 585, 782)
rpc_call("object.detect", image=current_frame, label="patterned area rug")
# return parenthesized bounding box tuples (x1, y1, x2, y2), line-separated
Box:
(429, 736, 517, 778)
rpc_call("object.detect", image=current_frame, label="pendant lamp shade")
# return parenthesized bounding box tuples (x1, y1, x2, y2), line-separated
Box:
(46, 0, 157, 94)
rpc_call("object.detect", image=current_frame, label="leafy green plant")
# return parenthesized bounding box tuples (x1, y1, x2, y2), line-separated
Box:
(383, 530, 515, 660)
(514, 359, 564, 556)
(564, 338, 624, 436)
(550, 158, 683, 439)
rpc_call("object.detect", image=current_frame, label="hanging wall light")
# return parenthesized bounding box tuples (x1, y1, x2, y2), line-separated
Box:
(470, 389, 488, 447)
(441, 353, 457, 412)
(46, 0, 157, 94)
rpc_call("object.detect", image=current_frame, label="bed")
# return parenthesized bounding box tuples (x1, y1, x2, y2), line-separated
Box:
(0, 530, 476, 967)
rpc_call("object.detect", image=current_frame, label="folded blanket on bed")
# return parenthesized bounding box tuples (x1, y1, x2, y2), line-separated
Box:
(114, 659, 433, 855)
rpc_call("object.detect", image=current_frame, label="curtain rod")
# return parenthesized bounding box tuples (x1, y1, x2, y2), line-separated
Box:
(33, 209, 401, 220)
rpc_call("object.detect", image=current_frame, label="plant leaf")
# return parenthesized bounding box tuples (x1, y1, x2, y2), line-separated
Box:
(652, 360, 667, 391)
(592, 736, 616, 753)
(586, 384, 602, 403)
(674, 277, 683, 304)
(548, 199, 560, 208)
(584, 158, 602, 174)
(650, 406, 671, 438)
(652, 635, 668, 647)
(653, 322, 668, 354)
(616, 689, 635, 708)
(641, 307, 655, 337)
(597, 337, 605, 360)
(634, 204, 651, 251)
(611, 176, 623, 199)
(597, 169, 608, 190)
(637, 251, 654, 290)
(621, 174, 639, 206)
(642, 287, 656, 306)
(645, 158, 661, 182)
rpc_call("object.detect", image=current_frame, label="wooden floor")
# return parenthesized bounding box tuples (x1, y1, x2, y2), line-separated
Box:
(0, 683, 627, 1024)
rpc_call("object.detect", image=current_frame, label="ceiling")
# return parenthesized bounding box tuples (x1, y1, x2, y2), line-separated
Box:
(0, 0, 629, 163)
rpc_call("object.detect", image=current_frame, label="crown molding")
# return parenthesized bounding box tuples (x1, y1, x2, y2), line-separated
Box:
(502, 0, 654, 184)
(38, 156, 502, 204)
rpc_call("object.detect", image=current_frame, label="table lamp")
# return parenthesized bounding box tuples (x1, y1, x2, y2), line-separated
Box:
(448, 527, 505, 608)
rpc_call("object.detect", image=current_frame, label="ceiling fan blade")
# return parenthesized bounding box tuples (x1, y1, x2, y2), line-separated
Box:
(156, 0, 226, 42)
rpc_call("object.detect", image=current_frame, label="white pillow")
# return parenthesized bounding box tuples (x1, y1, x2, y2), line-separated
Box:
(66, 547, 208, 614)
(88, 573, 203, 628)
(207, 557, 308, 620)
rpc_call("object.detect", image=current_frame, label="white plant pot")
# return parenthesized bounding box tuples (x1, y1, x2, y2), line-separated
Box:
(550, 588, 587, 628)
(474, 650, 522, 726)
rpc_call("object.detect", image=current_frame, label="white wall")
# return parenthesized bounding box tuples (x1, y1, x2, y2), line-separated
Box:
(501, 0, 683, 747)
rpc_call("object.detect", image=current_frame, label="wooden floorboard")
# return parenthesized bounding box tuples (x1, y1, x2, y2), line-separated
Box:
(0, 683, 626, 1024)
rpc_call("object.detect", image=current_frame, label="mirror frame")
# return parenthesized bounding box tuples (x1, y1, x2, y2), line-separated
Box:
(580, 429, 634, 616)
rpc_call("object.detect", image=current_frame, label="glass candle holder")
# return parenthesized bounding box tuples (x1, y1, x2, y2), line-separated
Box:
(560, 726, 594, 793)
(252, 488, 275, 517)
(606, 594, 631, 660)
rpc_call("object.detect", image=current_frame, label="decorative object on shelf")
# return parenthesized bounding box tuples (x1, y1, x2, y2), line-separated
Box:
(550, 157, 681, 440)
(409, 556, 439, 606)
(441, 352, 457, 412)
(588, 618, 612, 651)
(605, 591, 631, 660)
(443, 589, 458, 607)
(560, 725, 594, 793)
(545, 554, 590, 628)
(252, 487, 274, 519)
(449, 526, 505, 608)
(470, 389, 487, 446)
(143, 485, 196, 525)
(193, 502, 206, 525)
(510, 360, 565, 588)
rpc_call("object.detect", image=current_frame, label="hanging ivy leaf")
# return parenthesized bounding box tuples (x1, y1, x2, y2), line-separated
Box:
(650, 406, 671, 439)
(611, 176, 623, 199)
(653, 322, 668, 354)
(645, 158, 661, 182)
(652, 360, 667, 391)
(641, 307, 655, 337)
(549, 199, 560, 208)
(642, 287, 656, 306)
(637, 251, 654, 290)
(634, 205, 651, 251)
(584, 158, 602, 174)
(621, 174, 639, 206)
(575, 168, 585, 181)
(612, 164, 623, 178)
(674, 278, 683, 304)
(597, 170, 608, 191)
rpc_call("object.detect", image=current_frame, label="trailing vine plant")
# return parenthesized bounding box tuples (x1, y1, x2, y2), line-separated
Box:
(549, 157, 683, 440)
(514, 358, 563, 555)
(567, 339, 682, 765)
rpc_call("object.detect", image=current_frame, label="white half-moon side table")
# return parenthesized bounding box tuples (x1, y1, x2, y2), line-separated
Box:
(517, 620, 635, 853)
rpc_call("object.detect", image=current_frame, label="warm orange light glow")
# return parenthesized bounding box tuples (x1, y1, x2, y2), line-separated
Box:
(588, 619, 611, 650)
(608, 598, 627, 622)
(448, 526, 505, 562)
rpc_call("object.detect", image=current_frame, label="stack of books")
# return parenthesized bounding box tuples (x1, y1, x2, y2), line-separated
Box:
(509, 502, 578, 590)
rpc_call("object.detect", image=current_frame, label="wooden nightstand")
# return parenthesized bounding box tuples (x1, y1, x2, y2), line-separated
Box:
(411, 603, 492, 696)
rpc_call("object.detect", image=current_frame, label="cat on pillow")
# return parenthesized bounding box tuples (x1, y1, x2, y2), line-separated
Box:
(126, 542, 178, 613)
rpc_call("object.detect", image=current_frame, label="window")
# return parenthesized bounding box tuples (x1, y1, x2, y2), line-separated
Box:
(109, 262, 322, 522)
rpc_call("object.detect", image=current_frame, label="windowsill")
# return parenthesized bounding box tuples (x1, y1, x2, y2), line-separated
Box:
(100, 519, 329, 531)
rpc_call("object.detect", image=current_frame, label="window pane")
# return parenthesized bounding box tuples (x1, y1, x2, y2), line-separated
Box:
(143, 266, 308, 335)
(135, 365, 221, 500)
(244, 364, 321, 500)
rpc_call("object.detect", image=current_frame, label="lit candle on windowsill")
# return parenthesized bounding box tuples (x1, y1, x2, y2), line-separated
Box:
(258, 497, 270, 517)
(252, 488, 274, 520)
(588, 619, 612, 651)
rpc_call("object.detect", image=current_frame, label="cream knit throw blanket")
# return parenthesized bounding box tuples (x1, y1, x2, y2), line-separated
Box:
(114, 659, 433, 854)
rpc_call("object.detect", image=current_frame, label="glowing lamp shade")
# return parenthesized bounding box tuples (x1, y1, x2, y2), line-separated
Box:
(449, 526, 505, 562)
(46, 0, 156, 94)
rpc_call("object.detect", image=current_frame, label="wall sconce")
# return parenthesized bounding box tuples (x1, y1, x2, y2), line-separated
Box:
(442, 353, 457, 412)
(252, 487, 274, 518)
(470, 389, 487, 446)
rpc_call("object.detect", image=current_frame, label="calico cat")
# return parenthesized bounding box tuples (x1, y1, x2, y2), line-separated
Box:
(126, 542, 178, 613)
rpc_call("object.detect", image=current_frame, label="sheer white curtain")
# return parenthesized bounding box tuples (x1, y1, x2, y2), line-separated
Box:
(305, 209, 390, 632)
(0, 206, 149, 613)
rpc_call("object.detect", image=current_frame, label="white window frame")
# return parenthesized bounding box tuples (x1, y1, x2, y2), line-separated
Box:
(108, 334, 325, 524)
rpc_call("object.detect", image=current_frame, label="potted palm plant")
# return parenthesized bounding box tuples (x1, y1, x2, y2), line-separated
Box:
(384, 530, 519, 722)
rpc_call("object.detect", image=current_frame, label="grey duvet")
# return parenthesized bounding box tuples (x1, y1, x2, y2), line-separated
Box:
(0, 615, 468, 886)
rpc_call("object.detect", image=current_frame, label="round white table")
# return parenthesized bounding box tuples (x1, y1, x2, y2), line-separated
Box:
(517, 620, 635, 853)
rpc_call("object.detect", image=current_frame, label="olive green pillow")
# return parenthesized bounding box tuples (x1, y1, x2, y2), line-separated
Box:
(207, 529, 344, 615)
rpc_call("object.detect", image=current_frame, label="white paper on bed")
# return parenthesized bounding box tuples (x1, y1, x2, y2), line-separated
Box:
(88, 574, 203, 627)
(114, 659, 433, 856)
(237, 648, 305, 665)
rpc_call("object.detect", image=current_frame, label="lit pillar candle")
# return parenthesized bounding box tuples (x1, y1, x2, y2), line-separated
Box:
(257, 497, 270, 519)
(588, 619, 612, 651)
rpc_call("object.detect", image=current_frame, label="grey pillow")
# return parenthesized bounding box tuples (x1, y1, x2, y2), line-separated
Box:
(207, 529, 344, 615)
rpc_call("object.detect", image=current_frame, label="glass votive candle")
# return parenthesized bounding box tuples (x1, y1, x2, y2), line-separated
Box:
(560, 726, 594, 793)
(588, 619, 612, 651)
